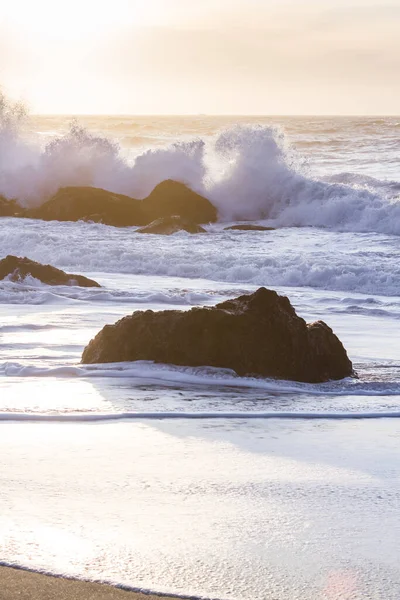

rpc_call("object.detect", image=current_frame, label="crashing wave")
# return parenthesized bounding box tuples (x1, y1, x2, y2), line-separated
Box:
(0, 92, 399, 234)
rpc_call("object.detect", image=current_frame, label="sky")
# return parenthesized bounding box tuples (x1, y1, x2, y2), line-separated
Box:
(0, 0, 399, 115)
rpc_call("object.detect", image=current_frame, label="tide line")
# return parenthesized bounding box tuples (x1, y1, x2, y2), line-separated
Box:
(1, 410, 400, 422)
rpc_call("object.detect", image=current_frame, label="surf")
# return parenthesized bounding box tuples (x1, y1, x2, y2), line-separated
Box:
(1, 360, 400, 397)
(1, 92, 399, 235)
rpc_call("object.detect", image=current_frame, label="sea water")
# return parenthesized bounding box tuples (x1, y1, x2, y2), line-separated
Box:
(0, 109, 399, 599)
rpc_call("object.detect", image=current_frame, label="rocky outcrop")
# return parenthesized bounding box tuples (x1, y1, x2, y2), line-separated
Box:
(0, 196, 21, 217)
(137, 216, 206, 235)
(82, 287, 353, 383)
(0, 256, 100, 287)
(142, 180, 216, 224)
(0, 196, 12, 216)
(224, 224, 276, 231)
(24, 180, 217, 227)
(25, 187, 145, 226)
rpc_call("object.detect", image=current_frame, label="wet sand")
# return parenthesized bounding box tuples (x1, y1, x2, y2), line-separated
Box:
(0, 566, 182, 600)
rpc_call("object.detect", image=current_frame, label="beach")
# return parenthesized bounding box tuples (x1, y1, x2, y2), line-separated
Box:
(0, 567, 181, 600)
(2, 417, 400, 599)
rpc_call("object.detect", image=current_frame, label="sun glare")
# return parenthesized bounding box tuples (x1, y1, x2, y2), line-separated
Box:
(2, 0, 160, 39)
(1, 0, 398, 114)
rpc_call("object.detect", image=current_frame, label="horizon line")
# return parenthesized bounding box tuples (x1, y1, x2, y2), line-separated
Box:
(30, 113, 400, 118)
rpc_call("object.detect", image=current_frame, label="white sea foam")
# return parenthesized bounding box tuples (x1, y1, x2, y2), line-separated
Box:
(1, 360, 400, 396)
(0, 94, 399, 234)
(1, 218, 399, 297)
(0, 273, 214, 305)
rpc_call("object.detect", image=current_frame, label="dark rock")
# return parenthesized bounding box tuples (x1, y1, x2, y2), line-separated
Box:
(0, 196, 21, 217)
(24, 180, 217, 227)
(25, 187, 145, 227)
(224, 224, 276, 231)
(82, 287, 353, 383)
(0, 255, 100, 287)
(137, 216, 206, 235)
(142, 180, 217, 224)
(0, 196, 12, 216)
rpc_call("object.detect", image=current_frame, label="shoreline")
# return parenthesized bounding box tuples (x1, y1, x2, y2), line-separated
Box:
(0, 566, 192, 600)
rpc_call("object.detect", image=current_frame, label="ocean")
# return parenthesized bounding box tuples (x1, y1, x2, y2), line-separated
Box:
(0, 113, 400, 599)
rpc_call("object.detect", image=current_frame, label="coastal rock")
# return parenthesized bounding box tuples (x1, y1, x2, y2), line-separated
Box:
(25, 187, 145, 227)
(24, 180, 217, 227)
(142, 180, 217, 224)
(82, 287, 353, 383)
(0, 196, 20, 217)
(137, 216, 206, 235)
(224, 224, 276, 231)
(0, 255, 101, 287)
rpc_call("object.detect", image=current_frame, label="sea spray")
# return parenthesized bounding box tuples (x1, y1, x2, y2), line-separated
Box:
(0, 91, 399, 233)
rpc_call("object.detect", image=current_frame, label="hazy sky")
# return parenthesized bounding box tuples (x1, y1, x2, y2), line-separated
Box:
(0, 0, 399, 114)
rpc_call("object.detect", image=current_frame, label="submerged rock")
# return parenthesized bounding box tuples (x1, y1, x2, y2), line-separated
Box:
(137, 216, 206, 235)
(24, 180, 217, 227)
(82, 287, 353, 383)
(0, 255, 101, 288)
(224, 224, 276, 231)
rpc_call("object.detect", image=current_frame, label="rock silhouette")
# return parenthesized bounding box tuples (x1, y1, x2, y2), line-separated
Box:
(82, 287, 353, 383)
(0, 255, 100, 287)
(24, 180, 217, 226)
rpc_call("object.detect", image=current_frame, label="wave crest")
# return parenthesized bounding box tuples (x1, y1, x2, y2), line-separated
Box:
(0, 95, 399, 234)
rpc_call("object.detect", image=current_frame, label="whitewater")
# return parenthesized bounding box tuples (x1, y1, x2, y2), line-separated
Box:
(1, 107, 400, 599)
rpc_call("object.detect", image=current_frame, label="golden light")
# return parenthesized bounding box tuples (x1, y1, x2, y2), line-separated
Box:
(0, 0, 170, 113)
(1, 0, 164, 40)
(1, 0, 398, 115)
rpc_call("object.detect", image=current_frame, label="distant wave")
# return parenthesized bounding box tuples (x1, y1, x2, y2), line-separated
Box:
(0, 92, 399, 235)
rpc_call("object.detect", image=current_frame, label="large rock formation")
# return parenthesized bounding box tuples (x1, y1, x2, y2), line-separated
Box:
(224, 224, 276, 231)
(0, 256, 100, 287)
(24, 180, 217, 226)
(82, 287, 353, 383)
(137, 216, 206, 235)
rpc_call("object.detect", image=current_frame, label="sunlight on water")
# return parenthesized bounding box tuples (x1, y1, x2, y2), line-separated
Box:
(0, 379, 112, 413)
